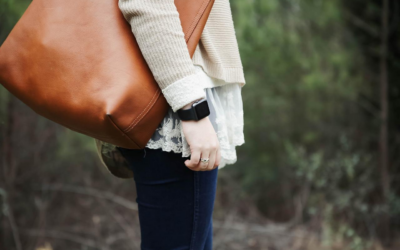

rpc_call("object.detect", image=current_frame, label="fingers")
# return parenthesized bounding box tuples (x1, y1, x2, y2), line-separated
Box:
(208, 141, 220, 170)
(206, 149, 216, 170)
(185, 149, 201, 169)
(194, 148, 211, 171)
(213, 148, 221, 170)
(185, 143, 219, 171)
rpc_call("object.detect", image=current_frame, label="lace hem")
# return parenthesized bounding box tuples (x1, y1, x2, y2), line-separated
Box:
(145, 92, 244, 168)
(145, 117, 244, 169)
(146, 66, 244, 168)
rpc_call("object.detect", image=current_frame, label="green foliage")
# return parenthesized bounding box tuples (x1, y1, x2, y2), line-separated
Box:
(231, 0, 365, 199)
(286, 137, 376, 219)
(230, 0, 400, 242)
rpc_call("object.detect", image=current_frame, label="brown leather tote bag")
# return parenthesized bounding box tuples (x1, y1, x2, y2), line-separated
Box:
(0, 0, 214, 149)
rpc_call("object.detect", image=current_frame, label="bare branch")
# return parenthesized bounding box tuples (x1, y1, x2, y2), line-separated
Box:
(343, 10, 380, 38)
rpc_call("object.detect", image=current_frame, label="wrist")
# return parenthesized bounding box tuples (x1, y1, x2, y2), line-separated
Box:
(180, 98, 203, 110)
(177, 98, 210, 121)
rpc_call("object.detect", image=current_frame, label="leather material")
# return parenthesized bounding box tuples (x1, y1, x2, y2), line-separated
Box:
(0, 0, 215, 149)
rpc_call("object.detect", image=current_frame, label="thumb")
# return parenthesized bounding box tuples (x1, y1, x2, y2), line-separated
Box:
(184, 159, 192, 167)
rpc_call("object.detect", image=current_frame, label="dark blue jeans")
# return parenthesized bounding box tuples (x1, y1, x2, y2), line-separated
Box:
(117, 147, 219, 250)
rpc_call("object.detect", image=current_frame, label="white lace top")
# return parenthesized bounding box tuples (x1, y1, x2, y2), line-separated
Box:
(145, 65, 245, 169)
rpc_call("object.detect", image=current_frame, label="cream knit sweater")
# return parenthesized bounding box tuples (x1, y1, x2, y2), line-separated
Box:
(118, 0, 246, 112)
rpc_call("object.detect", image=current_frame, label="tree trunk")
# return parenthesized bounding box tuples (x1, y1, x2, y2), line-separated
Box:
(379, 0, 389, 201)
(379, 0, 390, 242)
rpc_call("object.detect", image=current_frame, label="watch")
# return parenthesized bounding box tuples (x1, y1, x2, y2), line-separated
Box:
(177, 98, 210, 121)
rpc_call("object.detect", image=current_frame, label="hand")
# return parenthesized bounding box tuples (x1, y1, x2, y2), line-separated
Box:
(180, 105, 221, 171)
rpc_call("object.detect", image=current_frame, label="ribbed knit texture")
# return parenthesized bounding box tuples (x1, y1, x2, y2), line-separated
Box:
(118, 0, 245, 112)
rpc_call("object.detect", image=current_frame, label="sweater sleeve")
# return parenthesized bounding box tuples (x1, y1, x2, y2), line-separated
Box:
(118, 0, 206, 112)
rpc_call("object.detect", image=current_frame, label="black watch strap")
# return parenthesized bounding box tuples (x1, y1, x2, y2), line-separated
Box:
(177, 99, 210, 121)
(177, 108, 196, 121)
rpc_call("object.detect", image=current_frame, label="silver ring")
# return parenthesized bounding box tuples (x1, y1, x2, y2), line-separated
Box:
(200, 158, 209, 163)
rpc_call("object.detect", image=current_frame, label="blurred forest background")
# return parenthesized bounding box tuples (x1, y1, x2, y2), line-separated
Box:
(1, 0, 400, 249)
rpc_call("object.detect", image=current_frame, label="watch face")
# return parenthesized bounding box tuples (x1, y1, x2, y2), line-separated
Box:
(194, 99, 210, 119)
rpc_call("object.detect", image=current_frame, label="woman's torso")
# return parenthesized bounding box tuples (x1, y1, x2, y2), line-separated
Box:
(95, 0, 247, 178)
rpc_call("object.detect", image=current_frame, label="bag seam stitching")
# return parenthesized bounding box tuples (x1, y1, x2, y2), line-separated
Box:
(123, 89, 161, 133)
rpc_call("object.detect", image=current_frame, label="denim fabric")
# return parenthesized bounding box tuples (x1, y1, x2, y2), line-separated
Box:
(116, 147, 218, 250)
